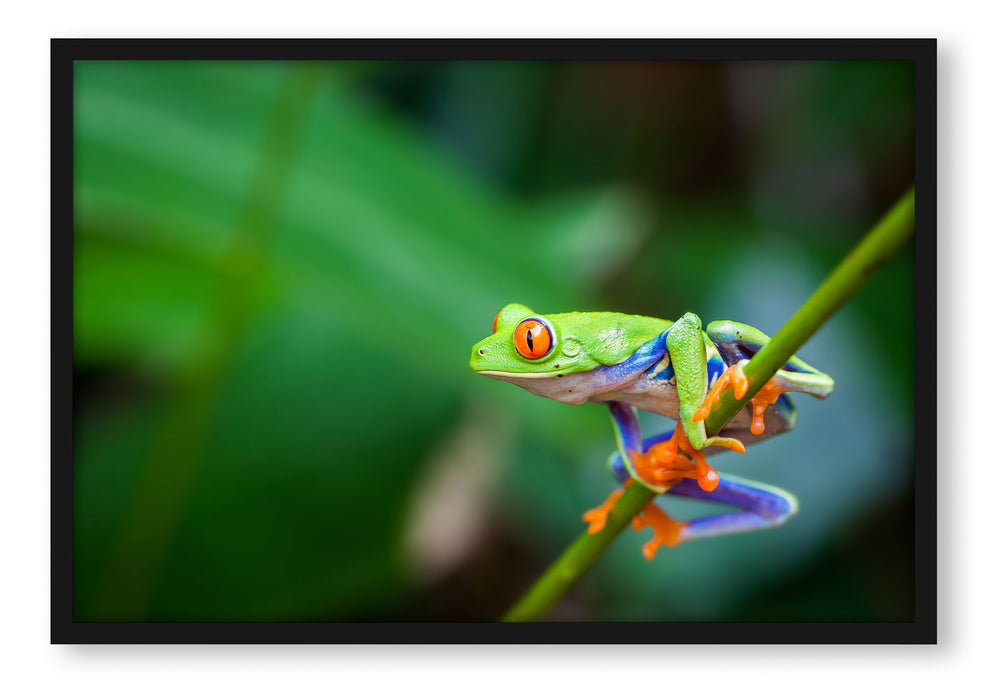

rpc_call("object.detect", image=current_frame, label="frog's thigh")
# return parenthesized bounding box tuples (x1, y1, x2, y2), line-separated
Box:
(706, 320, 831, 398)
(770, 368, 833, 398)
(706, 319, 772, 348)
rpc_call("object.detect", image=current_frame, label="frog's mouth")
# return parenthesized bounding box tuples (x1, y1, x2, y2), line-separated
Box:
(475, 370, 563, 379)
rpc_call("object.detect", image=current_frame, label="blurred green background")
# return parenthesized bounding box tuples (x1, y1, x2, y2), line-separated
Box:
(73, 59, 914, 622)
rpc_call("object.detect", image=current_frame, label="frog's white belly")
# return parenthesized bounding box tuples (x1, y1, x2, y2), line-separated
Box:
(589, 376, 681, 419)
(488, 366, 685, 417)
(483, 373, 605, 405)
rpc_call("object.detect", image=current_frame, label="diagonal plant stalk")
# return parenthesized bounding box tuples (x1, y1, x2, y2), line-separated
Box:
(502, 188, 915, 622)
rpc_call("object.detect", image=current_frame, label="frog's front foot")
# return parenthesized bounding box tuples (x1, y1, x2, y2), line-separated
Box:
(693, 363, 748, 423)
(693, 363, 786, 437)
(748, 376, 786, 435)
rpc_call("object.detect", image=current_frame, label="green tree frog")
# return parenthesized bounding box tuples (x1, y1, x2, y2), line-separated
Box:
(469, 303, 833, 559)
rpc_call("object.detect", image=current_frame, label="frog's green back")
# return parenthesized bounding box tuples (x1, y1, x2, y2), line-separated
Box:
(544, 310, 672, 366)
(471, 303, 674, 377)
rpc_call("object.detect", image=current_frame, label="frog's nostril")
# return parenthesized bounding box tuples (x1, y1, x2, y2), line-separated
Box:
(478, 348, 485, 355)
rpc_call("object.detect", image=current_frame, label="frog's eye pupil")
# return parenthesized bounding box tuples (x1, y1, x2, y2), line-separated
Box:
(513, 318, 553, 359)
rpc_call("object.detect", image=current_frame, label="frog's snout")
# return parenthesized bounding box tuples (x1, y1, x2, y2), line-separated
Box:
(469, 341, 488, 371)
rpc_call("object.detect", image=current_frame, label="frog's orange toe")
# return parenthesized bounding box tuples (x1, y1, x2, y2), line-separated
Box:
(642, 424, 682, 466)
(727, 364, 749, 400)
(673, 425, 720, 492)
(581, 489, 624, 535)
(693, 364, 749, 423)
(631, 502, 685, 560)
(629, 419, 724, 493)
(749, 376, 786, 436)
(693, 373, 728, 423)
(696, 464, 720, 492)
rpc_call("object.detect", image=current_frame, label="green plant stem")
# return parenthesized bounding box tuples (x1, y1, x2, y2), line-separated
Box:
(501, 188, 915, 623)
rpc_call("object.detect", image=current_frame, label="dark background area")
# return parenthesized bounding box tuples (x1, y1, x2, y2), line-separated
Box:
(72, 59, 914, 622)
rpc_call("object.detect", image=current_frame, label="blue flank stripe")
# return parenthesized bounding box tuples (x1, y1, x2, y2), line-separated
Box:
(599, 328, 670, 384)
(706, 355, 726, 388)
(646, 356, 675, 381)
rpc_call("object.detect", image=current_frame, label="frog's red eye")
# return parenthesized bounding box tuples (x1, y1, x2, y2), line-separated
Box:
(513, 318, 553, 359)
(493, 311, 501, 334)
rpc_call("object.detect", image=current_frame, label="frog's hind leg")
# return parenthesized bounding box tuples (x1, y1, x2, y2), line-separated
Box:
(588, 406, 692, 540)
(624, 473, 799, 558)
(705, 320, 834, 399)
(606, 431, 795, 557)
(664, 473, 797, 544)
(700, 320, 834, 436)
(596, 403, 789, 557)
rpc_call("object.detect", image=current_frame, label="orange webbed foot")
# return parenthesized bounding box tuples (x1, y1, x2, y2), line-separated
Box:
(693, 364, 789, 437)
(632, 502, 685, 560)
(692, 364, 749, 423)
(581, 488, 625, 535)
(749, 376, 786, 435)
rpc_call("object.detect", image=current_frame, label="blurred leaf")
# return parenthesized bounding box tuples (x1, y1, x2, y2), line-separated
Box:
(74, 235, 215, 367)
(73, 60, 652, 619)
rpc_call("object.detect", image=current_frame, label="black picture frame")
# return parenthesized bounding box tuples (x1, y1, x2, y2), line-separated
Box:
(52, 37, 936, 644)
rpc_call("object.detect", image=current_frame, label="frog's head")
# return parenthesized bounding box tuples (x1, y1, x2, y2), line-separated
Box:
(469, 303, 599, 378)
(470, 303, 657, 403)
